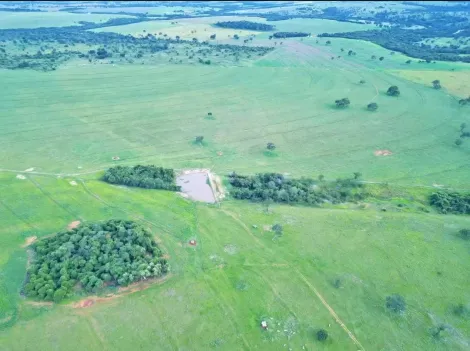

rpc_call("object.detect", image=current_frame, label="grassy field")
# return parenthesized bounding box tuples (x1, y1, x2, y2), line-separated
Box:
(0, 173, 469, 350)
(391, 70, 470, 98)
(1, 34, 470, 188)
(2, 11, 470, 351)
(0, 12, 133, 29)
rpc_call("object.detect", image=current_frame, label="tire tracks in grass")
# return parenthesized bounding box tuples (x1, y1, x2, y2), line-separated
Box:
(192, 205, 251, 351)
(219, 207, 366, 350)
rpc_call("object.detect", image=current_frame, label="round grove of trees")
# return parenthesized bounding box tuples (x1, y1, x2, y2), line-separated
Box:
(24, 220, 169, 302)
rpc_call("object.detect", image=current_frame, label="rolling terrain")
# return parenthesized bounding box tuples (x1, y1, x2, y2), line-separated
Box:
(1, 4, 470, 351)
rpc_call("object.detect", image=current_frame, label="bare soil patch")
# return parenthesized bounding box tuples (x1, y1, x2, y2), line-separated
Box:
(22, 236, 37, 248)
(217, 151, 223, 156)
(16, 174, 26, 180)
(67, 220, 81, 230)
(112, 156, 120, 160)
(71, 274, 172, 309)
(189, 239, 197, 246)
(24, 167, 35, 172)
(69, 180, 78, 186)
(374, 149, 393, 156)
(263, 225, 272, 231)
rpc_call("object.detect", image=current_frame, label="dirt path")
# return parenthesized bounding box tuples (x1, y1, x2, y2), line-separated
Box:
(295, 270, 366, 351)
(222, 207, 364, 350)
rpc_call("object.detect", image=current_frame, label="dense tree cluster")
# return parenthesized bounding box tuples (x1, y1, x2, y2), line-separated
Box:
(430, 191, 470, 215)
(24, 220, 169, 302)
(214, 21, 274, 31)
(272, 32, 310, 39)
(227, 172, 365, 205)
(102, 165, 180, 191)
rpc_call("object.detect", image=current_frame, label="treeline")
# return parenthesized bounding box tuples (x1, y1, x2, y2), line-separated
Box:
(272, 32, 310, 38)
(430, 191, 470, 215)
(228, 172, 365, 205)
(24, 220, 169, 302)
(319, 28, 470, 63)
(102, 165, 180, 191)
(214, 21, 275, 31)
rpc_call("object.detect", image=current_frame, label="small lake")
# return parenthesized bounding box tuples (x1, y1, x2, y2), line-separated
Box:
(176, 172, 216, 203)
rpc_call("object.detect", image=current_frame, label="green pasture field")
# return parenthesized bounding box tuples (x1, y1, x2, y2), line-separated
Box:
(0, 172, 469, 350)
(2, 12, 470, 351)
(0, 12, 133, 29)
(1, 33, 470, 188)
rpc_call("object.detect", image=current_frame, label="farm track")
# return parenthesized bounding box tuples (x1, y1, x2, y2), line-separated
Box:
(220, 208, 365, 350)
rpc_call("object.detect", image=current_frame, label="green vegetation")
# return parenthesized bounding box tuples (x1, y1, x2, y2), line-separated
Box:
(429, 191, 470, 215)
(272, 32, 310, 38)
(102, 165, 179, 191)
(386, 294, 406, 313)
(335, 97, 350, 108)
(386, 85, 400, 96)
(24, 219, 169, 302)
(1, 174, 470, 350)
(214, 20, 274, 31)
(1, 3, 470, 350)
(227, 172, 364, 205)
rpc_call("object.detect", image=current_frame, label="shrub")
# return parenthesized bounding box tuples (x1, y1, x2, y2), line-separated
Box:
(316, 329, 328, 341)
(386, 294, 406, 313)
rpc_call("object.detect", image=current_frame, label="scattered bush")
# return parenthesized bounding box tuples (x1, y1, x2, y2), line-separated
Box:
(386, 294, 406, 313)
(335, 97, 350, 108)
(102, 165, 180, 191)
(24, 220, 169, 302)
(367, 102, 378, 111)
(316, 329, 328, 341)
(387, 86, 400, 96)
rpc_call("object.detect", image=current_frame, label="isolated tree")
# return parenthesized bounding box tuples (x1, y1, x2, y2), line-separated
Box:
(210, 34, 216, 40)
(195, 136, 204, 144)
(316, 329, 328, 341)
(266, 142, 276, 151)
(353, 172, 362, 180)
(367, 102, 378, 111)
(455, 138, 463, 146)
(326, 40, 331, 45)
(458, 228, 470, 239)
(386, 85, 400, 96)
(432, 79, 441, 89)
(359, 79, 366, 84)
(272, 224, 283, 234)
(335, 98, 350, 108)
(233, 34, 239, 40)
(340, 48, 344, 52)
(208, 112, 213, 116)
(431, 324, 447, 339)
(460, 123, 467, 133)
(386, 294, 406, 313)
(371, 55, 376, 60)
(405, 59, 411, 64)
(379, 56, 384, 61)
(318, 174, 325, 182)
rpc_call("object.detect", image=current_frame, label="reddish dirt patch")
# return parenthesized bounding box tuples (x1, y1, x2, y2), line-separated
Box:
(374, 149, 393, 156)
(67, 220, 81, 230)
(189, 239, 197, 246)
(70, 274, 172, 309)
(22, 236, 37, 248)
